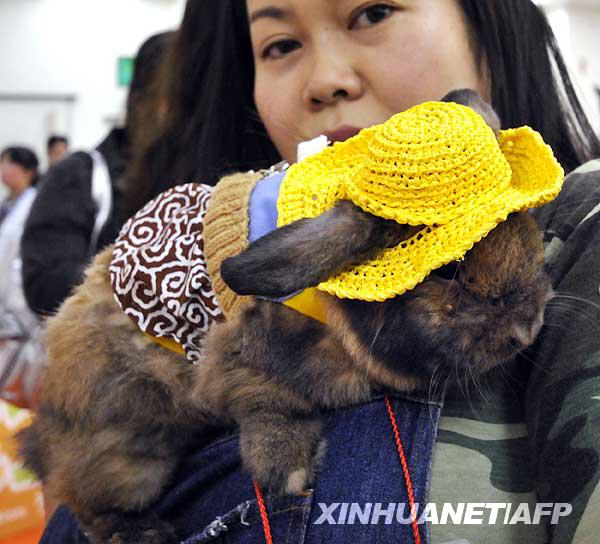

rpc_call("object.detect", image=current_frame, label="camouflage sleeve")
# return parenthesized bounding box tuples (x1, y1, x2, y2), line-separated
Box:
(526, 160, 600, 543)
(427, 161, 600, 544)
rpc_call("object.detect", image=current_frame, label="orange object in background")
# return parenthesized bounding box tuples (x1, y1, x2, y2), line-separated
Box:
(0, 525, 44, 544)
(0, 401, 45, 543)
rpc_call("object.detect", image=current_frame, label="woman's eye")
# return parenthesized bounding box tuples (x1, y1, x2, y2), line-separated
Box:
(350, 4, 396, 30)
(262, 39, 301, 60)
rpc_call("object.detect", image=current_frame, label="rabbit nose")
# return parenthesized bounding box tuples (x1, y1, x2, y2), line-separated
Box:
(512, 316, 544, 348)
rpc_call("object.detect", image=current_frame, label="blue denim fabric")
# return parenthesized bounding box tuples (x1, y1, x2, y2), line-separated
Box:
(40, 393, 441, 544)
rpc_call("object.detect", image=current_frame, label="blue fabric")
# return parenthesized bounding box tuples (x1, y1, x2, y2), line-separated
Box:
(40, 394, 441, 543)
(247, 170, 285, 243)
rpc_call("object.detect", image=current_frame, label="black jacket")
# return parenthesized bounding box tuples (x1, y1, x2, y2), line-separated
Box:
(21, 128, 127, 316)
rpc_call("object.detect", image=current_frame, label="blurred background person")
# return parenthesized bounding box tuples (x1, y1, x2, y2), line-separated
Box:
(21, 31, 173, 318)
(0, 145, 45, 407)
(0, 147, 38, 325)
(0, 147, 38, 316)
(0, 146, 44, 544)
(0, 147, 38, 228)
(45, 135, 69, 168)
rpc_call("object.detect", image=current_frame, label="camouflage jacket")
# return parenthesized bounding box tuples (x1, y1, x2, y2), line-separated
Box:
(428, 159, 600, 544)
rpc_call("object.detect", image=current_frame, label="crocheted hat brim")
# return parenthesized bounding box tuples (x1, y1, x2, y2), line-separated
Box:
(277, 125, 564, 302)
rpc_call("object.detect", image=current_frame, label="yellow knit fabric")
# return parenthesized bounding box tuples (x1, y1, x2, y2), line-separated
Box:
(278, 101, 565, 301)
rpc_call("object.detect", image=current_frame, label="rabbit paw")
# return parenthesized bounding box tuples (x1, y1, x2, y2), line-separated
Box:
(243, 431, 327, 496)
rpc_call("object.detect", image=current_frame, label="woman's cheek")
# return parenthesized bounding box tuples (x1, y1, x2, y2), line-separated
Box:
(365, 42, 437, 115)
(255, 75, 300, 162)
(367, 4, 484, 111)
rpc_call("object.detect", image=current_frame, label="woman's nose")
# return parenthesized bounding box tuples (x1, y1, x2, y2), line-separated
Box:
(303, 51, 363, 109)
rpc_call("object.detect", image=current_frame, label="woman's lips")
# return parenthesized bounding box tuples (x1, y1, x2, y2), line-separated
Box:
(324, 126, 362, 143)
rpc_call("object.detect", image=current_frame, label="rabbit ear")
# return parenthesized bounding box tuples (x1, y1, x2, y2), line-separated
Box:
(441, 88, 501, 134)
(220, 200, 411, 297)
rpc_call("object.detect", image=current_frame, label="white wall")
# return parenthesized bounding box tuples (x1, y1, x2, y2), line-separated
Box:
(569, 6, 600, 129)
(0, 0, 186, 166)
(544, 4, 600, 133)
(566, 7, 600, 86)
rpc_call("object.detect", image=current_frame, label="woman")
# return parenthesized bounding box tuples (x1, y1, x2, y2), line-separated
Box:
(0, 147, 43, 408)
(0, 146, 45, 543)
(40, 1, 600, 543)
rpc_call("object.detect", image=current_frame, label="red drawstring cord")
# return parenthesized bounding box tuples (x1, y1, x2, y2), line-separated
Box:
(254, 479, 274, 544)
(254, 394, 421, 544)
(384, 394, 422, 544)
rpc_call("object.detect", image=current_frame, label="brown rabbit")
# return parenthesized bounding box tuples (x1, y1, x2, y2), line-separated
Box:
(205, 206, 550, 497)
(18, 90, 551, 543)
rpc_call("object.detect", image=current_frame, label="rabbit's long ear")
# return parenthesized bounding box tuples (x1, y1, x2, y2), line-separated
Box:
(220, 200, 411, 297)
(442, 88, 501, 134)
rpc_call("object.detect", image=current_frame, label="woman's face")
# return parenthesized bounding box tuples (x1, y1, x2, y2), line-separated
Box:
(0, 158, 33, 196)
(248, 0, 490, 162)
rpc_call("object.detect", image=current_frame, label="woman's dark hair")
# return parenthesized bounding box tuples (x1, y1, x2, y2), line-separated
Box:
(126, 31, 174, 134)
(124, 0, 599, 220)
(116, 31, 174, 219)
(458, 0, 600, 173)
(122, 0, 279, 219)
(123, 31, 174, 166)
(0, 146, 40, 187)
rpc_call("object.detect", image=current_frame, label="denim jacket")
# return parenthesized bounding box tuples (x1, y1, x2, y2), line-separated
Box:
(41, 393, 443, 544)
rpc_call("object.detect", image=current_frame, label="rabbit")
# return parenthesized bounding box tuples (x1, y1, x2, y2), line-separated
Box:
(203, 205, 550, 498)
(17, 89, 552, 544)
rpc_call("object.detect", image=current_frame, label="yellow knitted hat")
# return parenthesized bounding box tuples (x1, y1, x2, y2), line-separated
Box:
(277, 101, 565, 301)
